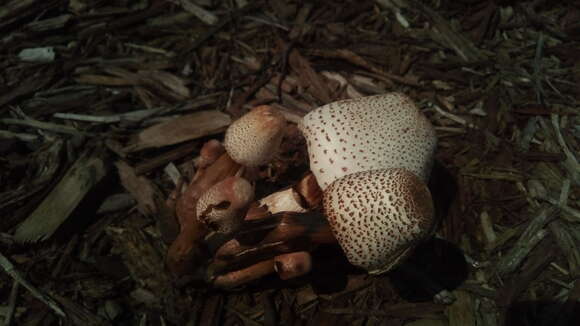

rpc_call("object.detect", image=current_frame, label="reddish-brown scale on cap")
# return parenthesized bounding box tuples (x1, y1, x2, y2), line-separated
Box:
(196, 176, 254, 234)
(299, 93, 436, 190)
(224, 105, 287, 167)
(323, 168, 435, 274)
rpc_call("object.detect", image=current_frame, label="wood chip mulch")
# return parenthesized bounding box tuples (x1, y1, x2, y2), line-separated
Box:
(1, 0, 579, 325)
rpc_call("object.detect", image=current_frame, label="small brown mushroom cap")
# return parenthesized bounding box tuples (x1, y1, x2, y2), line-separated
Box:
(323, 168, 435, 274)
(196, 176, 254, 234)
(224, 105, 287, 167)
(299, 93, 436, 190)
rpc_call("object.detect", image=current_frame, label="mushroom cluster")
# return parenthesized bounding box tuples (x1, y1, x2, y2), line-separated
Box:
(167, 92, 438, 289)
(166, 105, 287, 275)
(298, 93, 437, 274)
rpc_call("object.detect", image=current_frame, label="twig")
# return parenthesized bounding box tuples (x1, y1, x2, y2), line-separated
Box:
(0, 118, 91, 136)
(480, 211, 497, 246)
(538, 195, 580, 222)
(551, 114, 580, 184)
(549, 220, 580, 277)
(176, 0, 218, 25)
(224, 306, 263, 326)
(53, 108, 164, 124)
(495, 206, 559, 276)
(558, 179, 571, 206)
(550, 262, 569, 276)
(52, 113, 123, 124)
(431, 104, 477, 129)
(0, 233, 14, 246)
(306, 48, 419, 87)
(277, 41, 295, 102)
(532, 32, 546, 105)
(3, 281, 19, 326)
(323, 302, 445, 318)
(0, 252, 65, 317)
(518, 116, 540, 151)
(549, 278, 574, 290)
(245, 15, 290, 31)
(0, 130, 38, 142)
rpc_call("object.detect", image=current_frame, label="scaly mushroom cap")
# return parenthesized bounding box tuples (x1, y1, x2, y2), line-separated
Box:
(323, 168, 435, 274)
(196, 176, 254, 234)
(224, 105, 287, 167)
(299, 93, 436, 190)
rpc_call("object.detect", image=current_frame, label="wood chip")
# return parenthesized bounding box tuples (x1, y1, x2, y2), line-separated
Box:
(13, 147, 109, 243)
(123, 110, 231, 152)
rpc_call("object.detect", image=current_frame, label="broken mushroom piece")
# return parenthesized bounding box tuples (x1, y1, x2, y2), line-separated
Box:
(324, 168, 435, 274)
(224, 105, 287, 167)
(299, 93, 436, 190)
(196, 176, 254, 234)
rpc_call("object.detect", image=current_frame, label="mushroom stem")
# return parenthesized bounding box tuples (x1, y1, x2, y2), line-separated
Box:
(167, 152, 242, 276)
(195, 139, 225, 170)
(175, 152, 242, 227)
(212, 251, 313, 289)
(274, 251, 312, 280)
(212, 260, 276, 289)
(205, 172, 326, 281)
(207, 211, 334, 276)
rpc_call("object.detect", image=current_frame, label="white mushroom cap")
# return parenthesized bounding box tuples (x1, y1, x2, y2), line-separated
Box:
(299, 93, 436, 190)
(196, 176, 254, 234)
(323, 168, 434, 274)
(224, 105, 287, 167)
